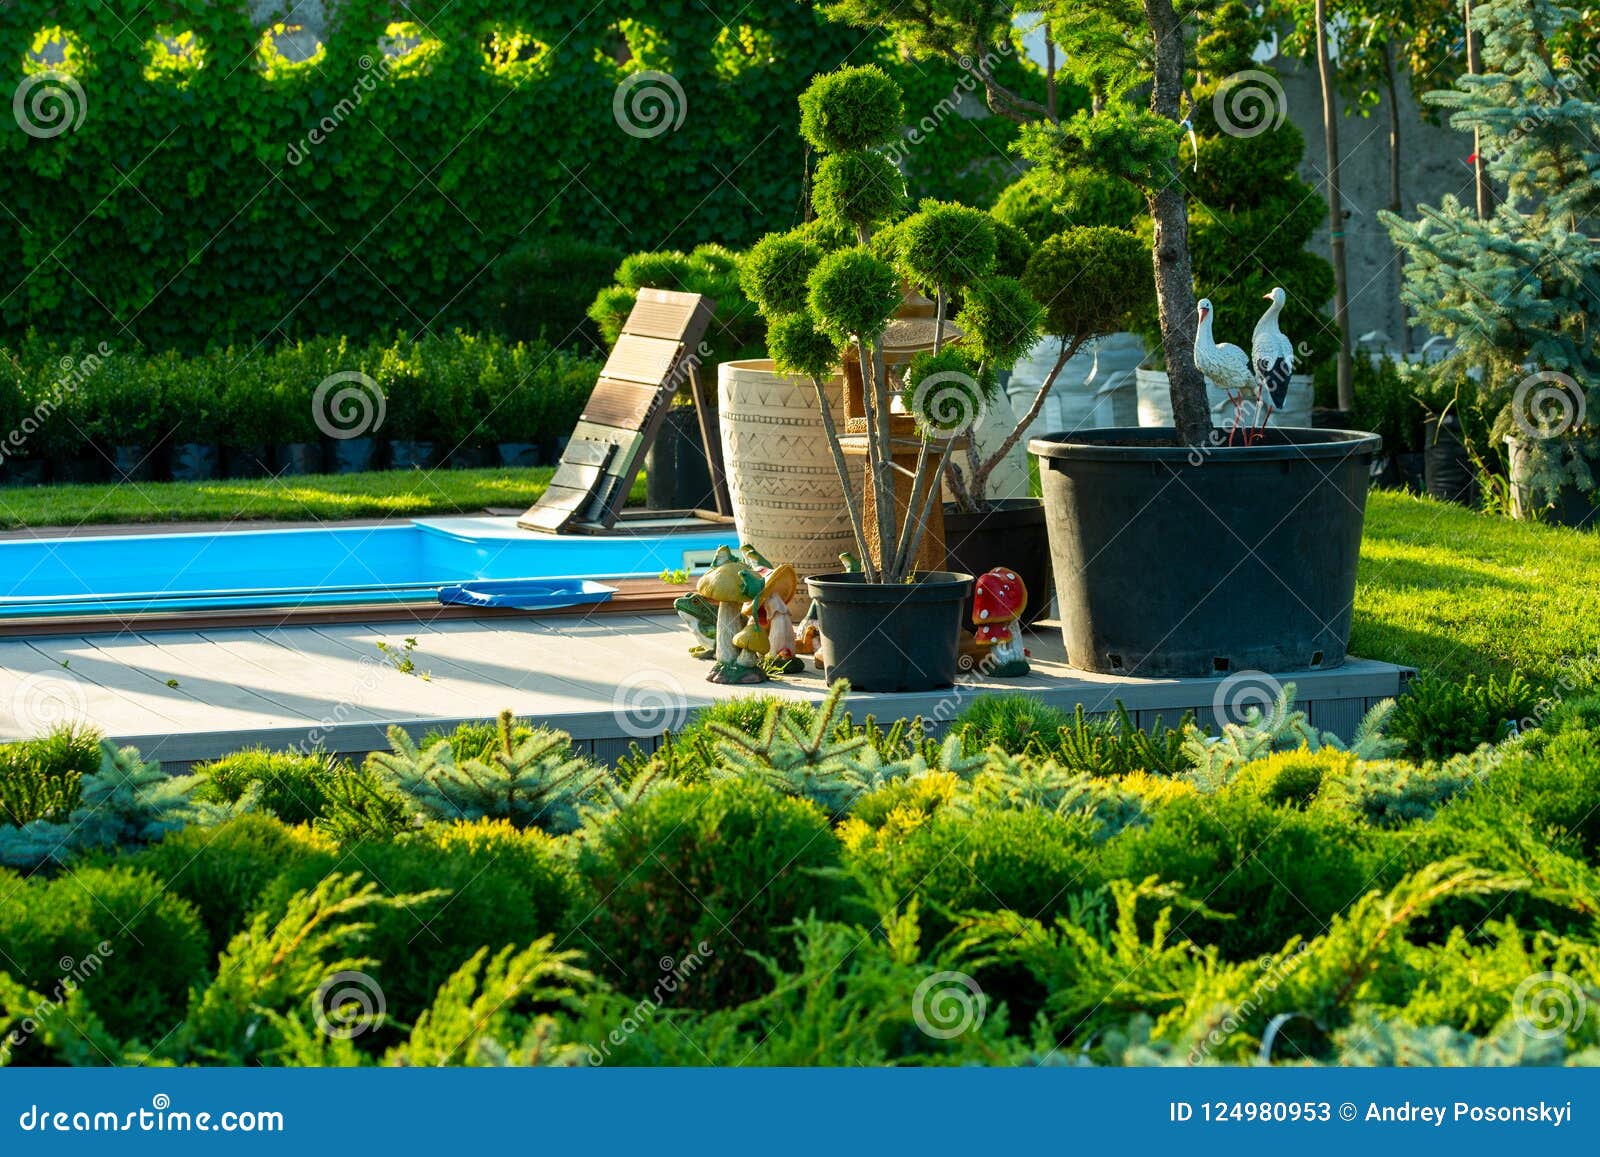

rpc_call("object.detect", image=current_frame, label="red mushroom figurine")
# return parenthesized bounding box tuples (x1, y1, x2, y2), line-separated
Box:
(972, 568, 1030, 676)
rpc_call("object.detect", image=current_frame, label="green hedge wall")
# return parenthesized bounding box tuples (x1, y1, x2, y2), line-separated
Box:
(0, 1, 1023, 354)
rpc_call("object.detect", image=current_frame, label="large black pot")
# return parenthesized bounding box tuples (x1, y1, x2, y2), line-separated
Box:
(169, 442, 220, 482)
(388, 440, 438, 470)
(112, 445, 155, 483)
(645, 405, 716, 510)
(326, 436, 378, 475)
(805, 570, 974, 692)
(497, 442, 542, 468)
(1424, 415, 1478, 506)
(0, 458, 45, 487)
(275, 442, 323, 476)
(1507, 433, 1600, 529)
(226, 444, 272, 479)
(1029, 427, 1381, 677)
(943, 498, 1053, 627)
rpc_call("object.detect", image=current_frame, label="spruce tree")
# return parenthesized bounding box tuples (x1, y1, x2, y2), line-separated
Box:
(1383, 0, 1600, 507)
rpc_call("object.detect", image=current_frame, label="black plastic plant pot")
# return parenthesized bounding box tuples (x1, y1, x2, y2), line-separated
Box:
(497, 442, 542, 468)
(0, 459, 46, 487)
(447, 445, 490, 470)
(53, 457, 104, 484)
(225, 445, 271, 479)
(943, 498, 1053, 628)
(169, 442, 220, 482)
(112, 445, 155, 483)
(805, 570, 974, 692)
(1029, 427, 1382, 678)
(326, 437, 378, 475)
(1507, 433, 1600, 529)
(388, 440, 437, 470)
(275, 442, 323, 476)
(646, 406, 716, 510)
(1424, 415, 1478, 506)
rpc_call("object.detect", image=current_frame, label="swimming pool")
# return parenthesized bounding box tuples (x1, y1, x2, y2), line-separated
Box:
(0, 516, 738, 619)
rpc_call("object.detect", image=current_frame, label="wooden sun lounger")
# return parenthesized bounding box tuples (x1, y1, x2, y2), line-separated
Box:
(518, 288, 724, 534)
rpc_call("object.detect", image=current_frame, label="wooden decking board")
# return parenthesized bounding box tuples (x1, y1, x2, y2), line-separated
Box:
(0, 611, 1414, 766)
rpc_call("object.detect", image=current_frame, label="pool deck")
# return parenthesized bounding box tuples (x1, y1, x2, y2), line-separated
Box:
(0, 609, 1413, 769)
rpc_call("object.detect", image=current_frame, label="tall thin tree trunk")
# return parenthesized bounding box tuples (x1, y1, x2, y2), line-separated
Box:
(1142, 0, 1212, 447)
(1044, 26, 1058, 123)
(1464, 0, 1492, 218)
(1315, 0, 1354, 410)
(1382, 39, 1409, 355)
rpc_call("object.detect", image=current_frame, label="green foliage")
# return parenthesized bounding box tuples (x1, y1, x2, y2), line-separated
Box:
(902, 347, 990, 437)
(0, 742, 244, 869)
(741, 232, 825, 318)
(766, 310, 843, 380)
(0, 865, 209, 1047)
(798, 64, 904, 152)
(1103, 791, 1384, 958)
(954, 697, 1190, 777)
(366, 711, 607, 835)
(894, 200, 997, 291)
(959, 752, 1149, 840)
(579, 779, 859, 1006)
(193, 749, 347, 826)
(843, 807, 1104, 946)
(385, 939, 594, 1067)
(0, 725, 99, 826)
(811, 151, 907, 230)
(587, 244, 766, 373)
(953, 276, 1042, 369)
(807, 247, 901, 345)
(489, 236, 624, 348)
(1391, 673, 1538, 761)
(992, 167, 1141, 244)
(1021, 226, 1151, 343)
(1351, 355, 1429, 458)
(0, 1, 874, 351)
(262, 822, 579, 1032)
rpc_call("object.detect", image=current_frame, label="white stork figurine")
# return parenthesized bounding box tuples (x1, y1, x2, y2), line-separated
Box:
(1252, 287, 1295, 433)
(1193, 297, 1257, 443)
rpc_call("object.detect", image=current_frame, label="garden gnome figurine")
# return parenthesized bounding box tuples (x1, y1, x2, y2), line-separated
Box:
(747, 562, 801, 673)
(695, 550, 768, 684)
(972, 568, 1030, 677)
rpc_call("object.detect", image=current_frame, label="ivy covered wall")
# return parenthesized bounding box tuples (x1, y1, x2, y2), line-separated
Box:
(0, 1, 1022, 353)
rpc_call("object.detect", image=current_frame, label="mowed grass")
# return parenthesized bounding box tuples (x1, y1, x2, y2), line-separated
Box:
(1353, 488, 1600, 687)
(0, 466, 643, 530)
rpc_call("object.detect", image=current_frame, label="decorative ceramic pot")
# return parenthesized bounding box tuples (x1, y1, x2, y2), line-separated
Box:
(718, 359, 865, 587)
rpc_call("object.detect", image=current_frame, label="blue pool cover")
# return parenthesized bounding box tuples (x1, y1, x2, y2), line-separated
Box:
(436, 578, 616, 610)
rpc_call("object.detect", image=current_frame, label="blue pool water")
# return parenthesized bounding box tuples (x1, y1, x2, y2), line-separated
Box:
(0, 517, 738, 618)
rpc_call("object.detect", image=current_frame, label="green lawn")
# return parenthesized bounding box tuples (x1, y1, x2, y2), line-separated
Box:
(0, 466, 582, 529)
(1354, 488, 1600, 688)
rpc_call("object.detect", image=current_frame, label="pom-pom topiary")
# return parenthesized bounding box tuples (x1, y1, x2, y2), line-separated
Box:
(766, 310, 842, 381)
(1022, 226, 1152, 342)
(806, 247, 901, 346)
(811, 151, 906, 231)
(894, 199, 997, 292)
(797, 64, 904, 153)
(955, 276, 1043, 370)
(740, 232, 823, 318)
